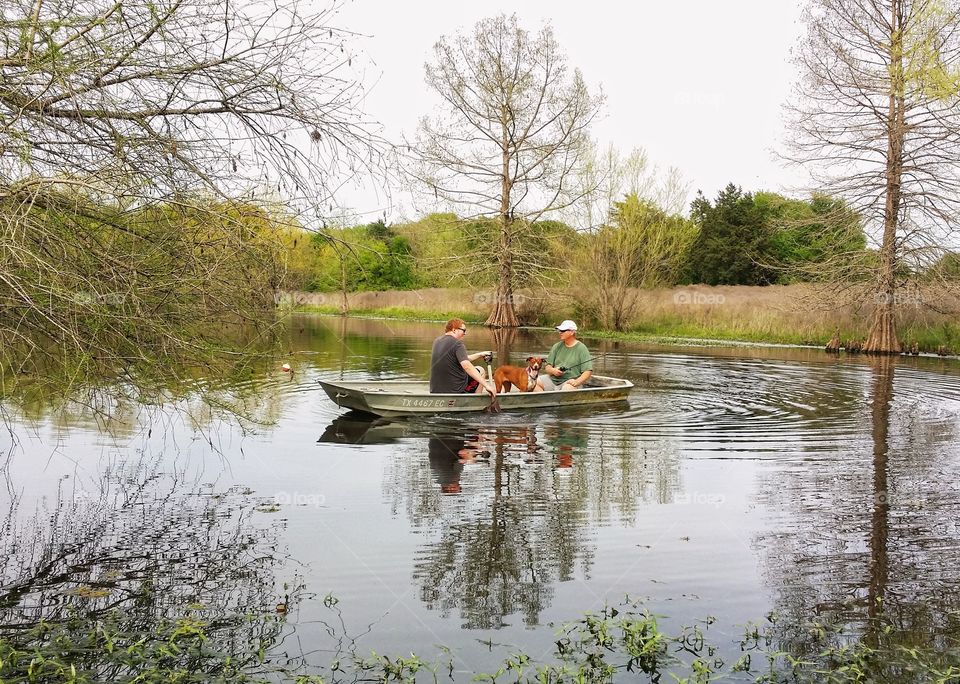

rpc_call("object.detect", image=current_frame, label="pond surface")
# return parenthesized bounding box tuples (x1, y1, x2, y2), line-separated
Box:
(3, 313, 960, 678)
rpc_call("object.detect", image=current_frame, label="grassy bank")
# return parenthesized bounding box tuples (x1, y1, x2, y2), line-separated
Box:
(282, 285, 960, 353)
(293, 303, 487, 324)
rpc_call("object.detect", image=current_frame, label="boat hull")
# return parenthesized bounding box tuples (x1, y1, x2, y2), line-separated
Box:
(317, 376, 633, 417)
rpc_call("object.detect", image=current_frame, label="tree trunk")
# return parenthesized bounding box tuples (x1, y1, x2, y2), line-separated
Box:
(486, 281, 520, 327)
(485, 220, 520, 327)
(338, 256, 349, 315)
(486, 120, 519, 328)
(864, 0, 904, 355)
(864, 296, 901, 354)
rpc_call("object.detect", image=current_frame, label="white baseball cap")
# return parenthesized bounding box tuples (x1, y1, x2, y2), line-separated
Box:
(555, 320, 578, 332)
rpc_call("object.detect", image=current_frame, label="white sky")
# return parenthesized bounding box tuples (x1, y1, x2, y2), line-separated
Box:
(334, 0, 812, 221)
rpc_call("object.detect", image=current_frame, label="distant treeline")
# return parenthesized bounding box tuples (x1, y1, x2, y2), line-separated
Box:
(280, 183, 960, 298)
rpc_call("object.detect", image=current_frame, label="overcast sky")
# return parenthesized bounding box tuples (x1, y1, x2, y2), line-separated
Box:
(335, 0, 812, 220)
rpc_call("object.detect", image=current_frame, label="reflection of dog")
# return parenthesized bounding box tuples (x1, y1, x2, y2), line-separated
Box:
(494, 356, 543, 393)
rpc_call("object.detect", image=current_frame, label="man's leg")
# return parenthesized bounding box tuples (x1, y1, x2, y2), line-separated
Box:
(473, 366, 487, 394)
(535, 375, 556, 392)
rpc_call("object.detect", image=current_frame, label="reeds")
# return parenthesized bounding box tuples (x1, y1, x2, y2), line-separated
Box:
(287, 284, 960, 352)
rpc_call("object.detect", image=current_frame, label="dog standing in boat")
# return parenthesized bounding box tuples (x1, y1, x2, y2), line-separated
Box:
(493, 357, 544, 393)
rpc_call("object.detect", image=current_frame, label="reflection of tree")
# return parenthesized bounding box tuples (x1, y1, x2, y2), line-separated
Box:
(1, 318, 303, 432)
(0, 452, 297, 679)
(866, 356, 891, 640)
(557, 421, 679, 522)
(292, 314, 419, 378)
(414, 429, 573, 629)
(384, 418, 680, 629)
(490, 328, 519, 368)
(754, 356, 960, 661)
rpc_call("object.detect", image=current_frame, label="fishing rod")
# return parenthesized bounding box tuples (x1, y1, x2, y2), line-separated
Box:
(557, 356, 597, 373)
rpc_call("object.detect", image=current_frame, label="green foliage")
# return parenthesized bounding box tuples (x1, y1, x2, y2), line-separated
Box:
(761, 192, 867, 281)
(283, 205, 754, 297)
(526, 219, 580, 288)
(280, 194, 869, 296)
(684, 184, 779, 286)
(302, 213, 580, 292)
(900, 1, 960, 100)
(684, 185, 868, 286)
(926, 251, 960, 280)
(605, 193, 698, 287)
(577, 193, 698, 330)
(0, 608, 284, 683)
(0, 190, 286, 405)
(306, 223, 420, 293)
(5, 594, 960, 683)
(364, 219, 392, 241)
(392, 213, 477, 288)
(277, 225, 324, 292)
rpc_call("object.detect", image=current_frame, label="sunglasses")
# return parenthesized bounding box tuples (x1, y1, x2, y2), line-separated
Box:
(458, 327, 467, 333)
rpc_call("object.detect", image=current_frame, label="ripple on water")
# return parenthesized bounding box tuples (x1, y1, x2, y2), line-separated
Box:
(525, 352, 960, 459)
(10, 318, 960, 678)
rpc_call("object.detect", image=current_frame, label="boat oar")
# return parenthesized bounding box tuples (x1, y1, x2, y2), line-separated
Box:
(484, 353, 501, 413)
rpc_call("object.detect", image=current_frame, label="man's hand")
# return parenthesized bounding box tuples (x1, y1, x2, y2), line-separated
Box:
(485, 380, 497, 398)
(548, 365, 563, 378)
(469, 350, 493, 362)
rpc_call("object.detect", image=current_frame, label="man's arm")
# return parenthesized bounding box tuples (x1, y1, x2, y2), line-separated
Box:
(564, 369, 593, 388)
(466, 350, 492, 363)
(561, 345, 592, 388)
(544, 344, 563, 377)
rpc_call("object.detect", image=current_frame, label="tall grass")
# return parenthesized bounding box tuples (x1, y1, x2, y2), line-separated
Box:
(286, 284, 960, 351)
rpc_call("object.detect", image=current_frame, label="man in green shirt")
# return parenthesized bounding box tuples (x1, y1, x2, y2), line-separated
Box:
(535, 320, 592, 391)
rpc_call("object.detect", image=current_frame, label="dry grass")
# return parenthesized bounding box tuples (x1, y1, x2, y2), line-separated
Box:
(282, 283, 960, 351)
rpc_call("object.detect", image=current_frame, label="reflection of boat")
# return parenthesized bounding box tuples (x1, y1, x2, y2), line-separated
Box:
(317, 411, 412, 444)
(317, 376, 633, 417)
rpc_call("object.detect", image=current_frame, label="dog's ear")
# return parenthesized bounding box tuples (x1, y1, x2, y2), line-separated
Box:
(526, 356, 533, 362)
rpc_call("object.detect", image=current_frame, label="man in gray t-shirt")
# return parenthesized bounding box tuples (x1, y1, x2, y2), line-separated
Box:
(429, 319, 496, 397)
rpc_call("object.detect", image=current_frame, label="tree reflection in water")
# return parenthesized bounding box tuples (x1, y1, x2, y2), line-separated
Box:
(381, 416, 681, 630)
(755, 355, 960, 660)
(0, 450, 301, 680)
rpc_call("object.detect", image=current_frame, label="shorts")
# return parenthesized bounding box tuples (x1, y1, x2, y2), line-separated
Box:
(537, 375, 559, 391)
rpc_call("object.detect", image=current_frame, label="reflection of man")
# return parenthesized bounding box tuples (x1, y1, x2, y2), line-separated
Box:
(543, 426, 588, 469)
(429, 318, 496, 397)
(428, 437, 466, 494)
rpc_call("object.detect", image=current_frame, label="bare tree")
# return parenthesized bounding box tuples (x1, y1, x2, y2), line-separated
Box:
(0, 0, 384, 401)
(0, 0, 381, 209)
(573, 144, 695, 331)
(409, 14, 603, 327)
(785, 0, 960, 353)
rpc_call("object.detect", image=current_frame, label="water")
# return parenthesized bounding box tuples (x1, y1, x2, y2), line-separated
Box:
(3, 313, 960, 678)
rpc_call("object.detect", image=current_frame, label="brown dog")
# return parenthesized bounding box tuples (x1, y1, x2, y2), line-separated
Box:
(493, 356, 544, 393)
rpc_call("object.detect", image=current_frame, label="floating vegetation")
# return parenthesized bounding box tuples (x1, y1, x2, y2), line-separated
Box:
(4, 596, 960, 683)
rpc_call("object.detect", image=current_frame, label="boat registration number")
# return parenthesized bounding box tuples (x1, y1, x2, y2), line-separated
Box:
(400, 398, 457, 408)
